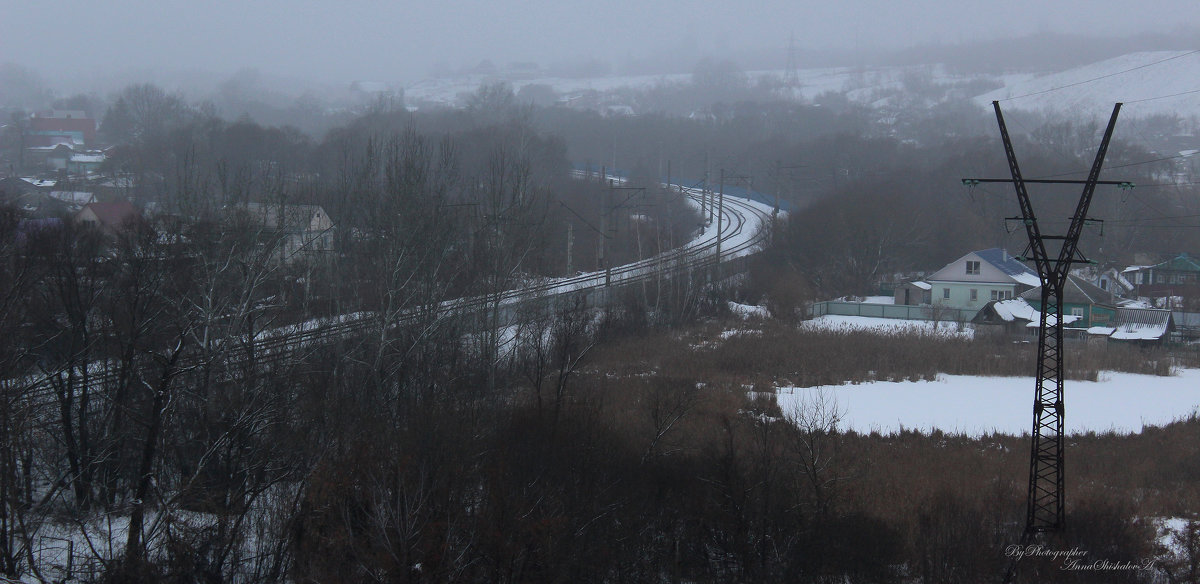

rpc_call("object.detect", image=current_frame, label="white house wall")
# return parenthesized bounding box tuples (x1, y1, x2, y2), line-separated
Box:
(927, 251, 1033, 311)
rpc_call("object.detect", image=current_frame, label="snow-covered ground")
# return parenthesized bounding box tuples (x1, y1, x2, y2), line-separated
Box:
(728, 301, 770, 319)
(774, 368, 1200, 436)
(406, 51, 1200, 120)
(801, 314, 974, 339)
(976, 51, 1200, 119)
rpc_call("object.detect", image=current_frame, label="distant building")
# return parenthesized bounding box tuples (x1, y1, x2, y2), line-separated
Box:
(74, 201, 143, 235)
(923, 248, 1039, 312)
(1019, 274, 1117, 329)
(48, 190, 97, 210)
(229, 202, 335, 263)
(1123, 253, 1200, 308)
(26, 110, 97, 147)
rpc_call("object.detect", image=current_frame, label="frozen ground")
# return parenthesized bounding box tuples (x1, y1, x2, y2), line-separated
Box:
(774, 368, 1200, 436)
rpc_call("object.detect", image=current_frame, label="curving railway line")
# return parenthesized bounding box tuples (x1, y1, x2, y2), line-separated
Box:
(13, 173, 776, 404)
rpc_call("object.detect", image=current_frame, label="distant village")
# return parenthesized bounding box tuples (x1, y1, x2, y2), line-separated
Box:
(818, 247, 1200, 344)
(1, 109, 335, 265)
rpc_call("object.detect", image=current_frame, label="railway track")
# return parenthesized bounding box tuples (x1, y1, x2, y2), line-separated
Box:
(11, 173, 775, 406)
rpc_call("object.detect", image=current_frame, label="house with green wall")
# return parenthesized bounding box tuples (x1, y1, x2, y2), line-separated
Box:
(1019, 274, 1118, 329)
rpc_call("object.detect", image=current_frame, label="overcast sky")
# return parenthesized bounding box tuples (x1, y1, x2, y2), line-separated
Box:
(3, 0, 1199, 88)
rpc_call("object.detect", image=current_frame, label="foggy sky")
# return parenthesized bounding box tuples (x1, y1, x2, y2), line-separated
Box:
(4, 0, 1199, 88)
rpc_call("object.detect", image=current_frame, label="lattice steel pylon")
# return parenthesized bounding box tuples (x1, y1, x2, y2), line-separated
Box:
(976, 101, 1124, 534)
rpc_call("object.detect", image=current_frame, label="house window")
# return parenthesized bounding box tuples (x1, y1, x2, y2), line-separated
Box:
(970, 289, 978, 301)
(966, 260, 980, 275)
(990, 290, 998, 301)
(1070, 307, 1084, 317)
(943, 288, 950, 299)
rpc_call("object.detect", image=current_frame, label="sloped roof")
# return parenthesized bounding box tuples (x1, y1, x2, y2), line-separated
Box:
(975, 248, 1041, 286)
(1020, 274, 1115, 306)
(80, 201, 141, 228)
(1152, 253, 1200, 273)
(1109, 307, 1172, 341)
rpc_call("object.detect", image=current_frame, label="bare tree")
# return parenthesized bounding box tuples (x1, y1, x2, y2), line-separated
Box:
(784, 389, 845, 516)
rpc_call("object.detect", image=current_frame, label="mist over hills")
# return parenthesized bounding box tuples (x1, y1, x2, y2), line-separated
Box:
(5, 29, 1198, 119)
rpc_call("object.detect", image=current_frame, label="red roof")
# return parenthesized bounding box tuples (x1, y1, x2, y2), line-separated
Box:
(28, 115, 97, 145)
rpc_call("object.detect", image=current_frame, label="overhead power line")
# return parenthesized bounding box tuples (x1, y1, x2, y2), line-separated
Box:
(999, 50, 1200, 102)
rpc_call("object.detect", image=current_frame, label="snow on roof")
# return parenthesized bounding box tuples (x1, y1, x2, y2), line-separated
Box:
(1109, 326, 1166, 340)
(1118, 298, 1152, 308)
(49, 191, 95, 204)
(1085, 307, 1175, 341)
(1025, 314, 1083, 327)
(71, 154, 105, 163)
(991, 298, 1037, 322)
(911, 281, 931, 290)
(991, 298, 1082, 326)
(1012, 272, 1042, 287)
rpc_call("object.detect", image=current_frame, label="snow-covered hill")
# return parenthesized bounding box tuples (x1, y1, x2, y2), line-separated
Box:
(404, 51, 1200, 121)
(975, 51, 1200, 119)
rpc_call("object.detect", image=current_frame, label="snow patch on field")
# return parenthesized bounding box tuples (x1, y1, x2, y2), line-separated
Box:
(774, 369, 1200, 436)
(802, 314, 974, 339)
(728, 301, 770, 319)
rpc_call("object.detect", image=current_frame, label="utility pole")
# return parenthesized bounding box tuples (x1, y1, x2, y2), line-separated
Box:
(716, 169, 725, 266)
(716, 170, 751, 279)
(600, 175, 608, 274)
(965, 101, 1128, 548)
(769, 159, 804, 241)
(705, 152, 713, 224)
(566, 221, 573, 275)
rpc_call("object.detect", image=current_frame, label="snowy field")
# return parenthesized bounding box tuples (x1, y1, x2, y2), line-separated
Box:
(774, 368, 1200, 436)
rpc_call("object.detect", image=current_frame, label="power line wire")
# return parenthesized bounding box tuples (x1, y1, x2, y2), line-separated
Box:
(1123, 87, 1200, 104)
(999, 50, 1200, 102)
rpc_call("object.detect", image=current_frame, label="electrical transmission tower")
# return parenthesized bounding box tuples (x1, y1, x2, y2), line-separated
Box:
(965, 101, 1128, 536)
(785, 32, 800, 87)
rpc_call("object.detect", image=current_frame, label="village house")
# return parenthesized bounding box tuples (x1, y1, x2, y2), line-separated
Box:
(74, 201, 144, 236)
(896, 248, 1039, 313)
(25, 110, 97, 147)
(1123, 253, 1200, 309)
(229, 202, 335, 264)
(1019, 274, 1117, 329)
